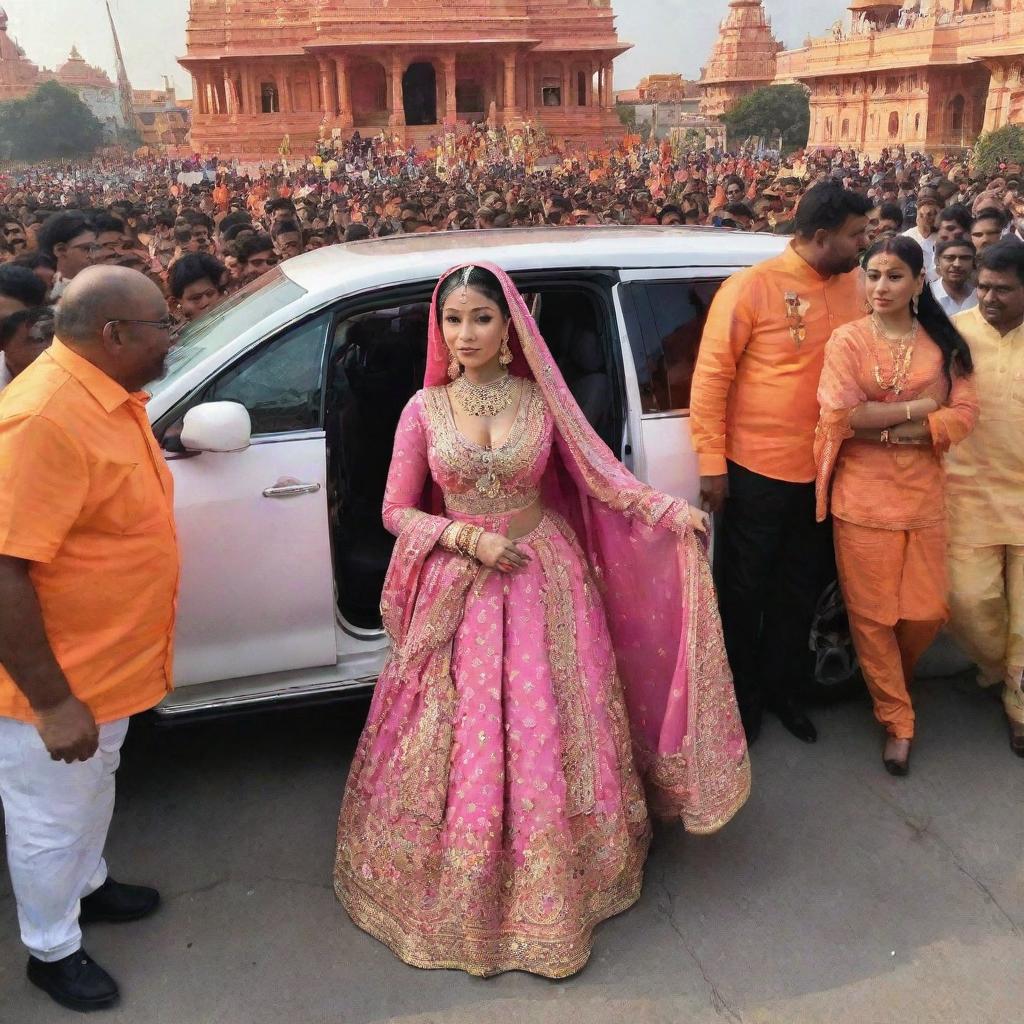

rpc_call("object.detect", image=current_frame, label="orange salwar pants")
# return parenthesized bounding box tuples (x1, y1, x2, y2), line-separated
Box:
(834, 519, 948, 740)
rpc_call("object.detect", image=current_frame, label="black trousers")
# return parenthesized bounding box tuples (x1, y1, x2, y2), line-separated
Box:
(716, 460, 833, 720)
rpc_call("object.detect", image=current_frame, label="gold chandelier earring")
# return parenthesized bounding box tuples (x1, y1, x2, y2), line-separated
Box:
(499, 332, 513, 366)
(448, 353, 461, 380)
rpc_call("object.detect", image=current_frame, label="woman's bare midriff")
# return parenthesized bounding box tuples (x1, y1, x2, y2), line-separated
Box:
(506, 499, 543, 540)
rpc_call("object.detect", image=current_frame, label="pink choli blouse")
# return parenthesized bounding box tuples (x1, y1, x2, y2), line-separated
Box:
(383, 381, 553, 535)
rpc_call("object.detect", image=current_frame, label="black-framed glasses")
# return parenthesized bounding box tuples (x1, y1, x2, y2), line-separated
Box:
(105, 315, 176, 333)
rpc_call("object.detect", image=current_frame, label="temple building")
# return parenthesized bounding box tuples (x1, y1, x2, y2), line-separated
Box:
(180, 0, 631, 156)
(53, 46, 126, 137)
(701, 0, 1024, 158)
(0, 8, 43, 103)
(698, 0, 782, 118)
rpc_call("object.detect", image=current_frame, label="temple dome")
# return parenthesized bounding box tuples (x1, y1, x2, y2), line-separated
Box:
(56, 46, 114, 90)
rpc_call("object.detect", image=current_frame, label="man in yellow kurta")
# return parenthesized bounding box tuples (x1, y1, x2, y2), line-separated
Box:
(947, 240, 1024, 757)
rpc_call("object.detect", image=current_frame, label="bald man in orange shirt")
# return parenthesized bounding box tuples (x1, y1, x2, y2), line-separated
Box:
(692, 182, 871, 744)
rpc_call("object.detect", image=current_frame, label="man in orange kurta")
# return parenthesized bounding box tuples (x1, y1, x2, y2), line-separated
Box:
(0, 268, 178, 1011)
(691, 182, 871, 743)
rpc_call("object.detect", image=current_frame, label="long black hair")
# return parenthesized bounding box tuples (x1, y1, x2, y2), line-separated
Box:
(435, 265, 511, 326)
(862, 236, 973, 378)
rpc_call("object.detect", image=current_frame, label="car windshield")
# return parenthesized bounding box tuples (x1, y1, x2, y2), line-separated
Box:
(146, 269, 307, 399)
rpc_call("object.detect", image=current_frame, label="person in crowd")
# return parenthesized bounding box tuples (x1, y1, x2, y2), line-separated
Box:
(11, 251, 57, 297)
(876, 202, 905, 241)
(0, 263, 48, 319)
(234, 232, 279, 282)
(168, 253, 228, 324)
(971, 207, 1009, 254)
(334, 262, 747, 979)
(271, 218, 304, 261)
(90, 214, 134, 267)
(945, 241, 1024, 757)
(936, 203, 973, 242)
(931, 237, 979, 316)
(0, 305, 54, 389)
(903, 188, 941, 280)
(2, 216, 28, 255)
(0, 307, 54, 390)
(815, 236, 977, 775)
(344, 222, 371, 243)
(0, 266, 178, 1012)
(36, 212, 96, 302)
(691, 182, 872, 744)
(719, 202, 755, 231)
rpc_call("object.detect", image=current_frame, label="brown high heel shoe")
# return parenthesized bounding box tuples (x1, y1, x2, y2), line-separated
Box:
(883, 736, 912, 776)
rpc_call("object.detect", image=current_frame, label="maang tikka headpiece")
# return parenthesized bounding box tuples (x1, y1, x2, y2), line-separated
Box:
(458, 265, 473, 301)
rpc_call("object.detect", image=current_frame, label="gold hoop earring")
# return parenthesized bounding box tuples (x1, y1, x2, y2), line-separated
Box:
(448, 354, 461, 380)
(499, 335, 513, 366)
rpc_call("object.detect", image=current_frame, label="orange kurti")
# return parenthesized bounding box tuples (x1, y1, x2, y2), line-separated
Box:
(692, 243, 866, 484)
(815, 317, 978, 739)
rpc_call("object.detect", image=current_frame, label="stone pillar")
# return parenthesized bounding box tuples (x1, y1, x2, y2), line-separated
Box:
(443, 53, 457, 123)
(603, 62, 614, 110)
(223, 68, 236, 115)
(503, 52, 517, 111)
(317, 57, 335, 117)
(334, 55, 354, 126)
(389, 56, 406, 126)
(276, 65, 291, 113)
(525, 61, 535, 113)
(194, 74, 207, 115)
(562, 62, 572, 110)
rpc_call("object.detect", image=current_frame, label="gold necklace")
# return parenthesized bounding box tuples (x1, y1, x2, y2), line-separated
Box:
(870, 315, 918, 396)
(450, 372, 516, 417)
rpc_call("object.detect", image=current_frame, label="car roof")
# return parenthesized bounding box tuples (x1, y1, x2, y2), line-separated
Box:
(283, 225, 788, 298)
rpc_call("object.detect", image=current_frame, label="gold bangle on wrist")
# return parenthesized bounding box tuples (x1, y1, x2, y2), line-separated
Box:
(466, 527, 484, 560)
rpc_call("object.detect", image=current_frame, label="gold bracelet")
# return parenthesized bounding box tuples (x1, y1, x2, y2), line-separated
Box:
(466, 526, 484, 561)
(455, 524, 474, 556)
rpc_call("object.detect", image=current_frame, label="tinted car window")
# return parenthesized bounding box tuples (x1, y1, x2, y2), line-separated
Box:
(624, 280, 723, 414)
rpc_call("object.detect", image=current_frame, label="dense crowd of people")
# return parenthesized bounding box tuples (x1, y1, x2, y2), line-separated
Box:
(0, 132, 1020, 343)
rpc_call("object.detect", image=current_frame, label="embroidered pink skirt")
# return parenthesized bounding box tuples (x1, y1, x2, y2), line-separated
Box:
(334, 510, 652, 978)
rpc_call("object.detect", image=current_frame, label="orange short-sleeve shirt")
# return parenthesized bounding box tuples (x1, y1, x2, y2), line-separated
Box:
(0, 340, 179, 725)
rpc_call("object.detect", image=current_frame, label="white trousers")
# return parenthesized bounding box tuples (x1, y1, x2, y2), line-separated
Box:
(0, 716, 128, 961)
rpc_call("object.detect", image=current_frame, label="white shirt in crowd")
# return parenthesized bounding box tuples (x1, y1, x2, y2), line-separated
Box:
(903, 226, 938, 282)
(931, 278, 978, 317)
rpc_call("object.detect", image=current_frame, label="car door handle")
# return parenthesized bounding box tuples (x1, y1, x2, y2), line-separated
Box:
(262, 480, 322, 498)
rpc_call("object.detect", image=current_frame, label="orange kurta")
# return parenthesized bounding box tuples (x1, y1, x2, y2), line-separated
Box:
(692, 243, 866, 484)
(0, 340, 179, 725)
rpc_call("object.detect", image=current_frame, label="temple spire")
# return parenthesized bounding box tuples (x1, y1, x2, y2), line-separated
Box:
(105, 0, 135, 131)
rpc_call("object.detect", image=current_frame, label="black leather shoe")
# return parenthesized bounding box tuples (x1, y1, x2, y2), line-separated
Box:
(27, 949, 119, 1012)
(80, 878, 160, 925)
(770, 701, 818, 743)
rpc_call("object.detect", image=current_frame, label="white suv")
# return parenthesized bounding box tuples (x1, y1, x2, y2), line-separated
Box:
(148, 226, 787, 717)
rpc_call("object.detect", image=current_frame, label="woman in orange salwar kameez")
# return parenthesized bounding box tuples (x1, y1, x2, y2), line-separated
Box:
(815, 237, 978, 775)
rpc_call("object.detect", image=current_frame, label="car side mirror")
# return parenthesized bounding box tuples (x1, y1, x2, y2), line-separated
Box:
(180, 402, 252, 453)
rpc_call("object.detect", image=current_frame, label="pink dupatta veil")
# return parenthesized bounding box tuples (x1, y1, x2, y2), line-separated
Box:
(383, 262, 750, 834)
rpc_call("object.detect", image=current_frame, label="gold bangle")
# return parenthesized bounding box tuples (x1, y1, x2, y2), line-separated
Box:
(466, 526, 484, 561)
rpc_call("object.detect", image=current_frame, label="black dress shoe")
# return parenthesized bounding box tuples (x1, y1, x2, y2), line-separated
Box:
(770, 701, 818, 743)
(80, 878, 160, 925)
(27, 949, 119, 1012)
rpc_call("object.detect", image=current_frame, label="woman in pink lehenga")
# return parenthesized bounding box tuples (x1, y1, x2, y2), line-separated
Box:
(334, 263, 750, 978)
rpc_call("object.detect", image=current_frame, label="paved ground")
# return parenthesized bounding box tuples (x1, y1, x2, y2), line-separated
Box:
(1, 671, 1022, 1024)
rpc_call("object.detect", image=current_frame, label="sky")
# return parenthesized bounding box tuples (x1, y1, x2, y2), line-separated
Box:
(3, 0, 852, 97)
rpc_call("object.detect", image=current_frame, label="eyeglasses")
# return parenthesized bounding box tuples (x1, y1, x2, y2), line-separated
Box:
(105, 315, 176, 333)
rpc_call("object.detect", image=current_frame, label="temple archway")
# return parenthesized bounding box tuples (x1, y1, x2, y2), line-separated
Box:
(403, 62, 437, 125)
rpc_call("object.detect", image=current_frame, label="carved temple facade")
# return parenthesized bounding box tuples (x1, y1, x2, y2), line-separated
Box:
(180, 1, 631, 156)
(701, 0, 1024, 158)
